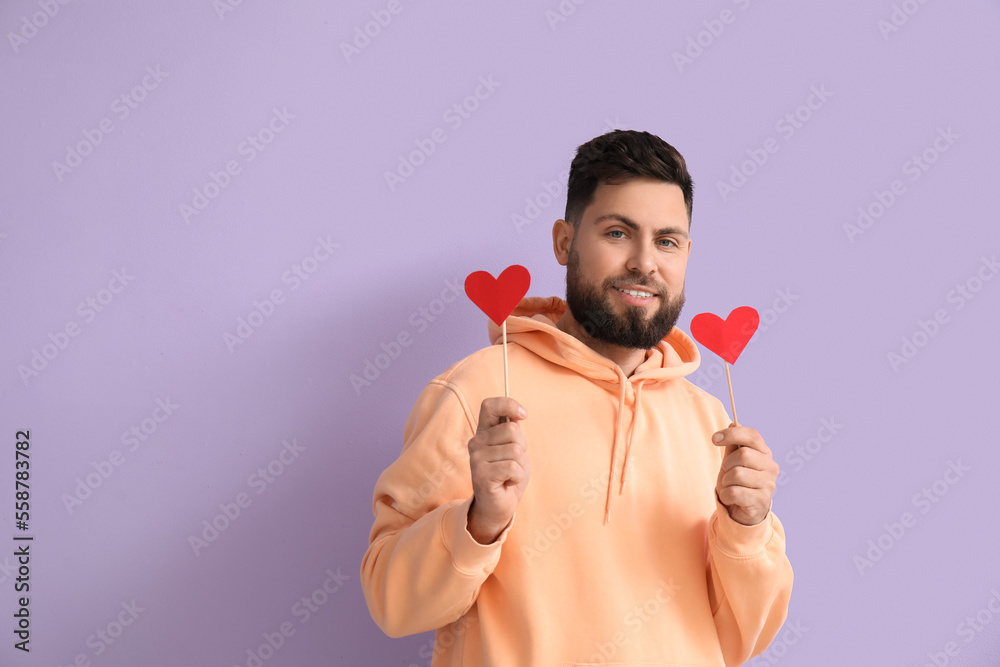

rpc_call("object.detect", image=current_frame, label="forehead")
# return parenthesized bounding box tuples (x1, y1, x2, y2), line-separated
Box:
(585, 178, 688, 228)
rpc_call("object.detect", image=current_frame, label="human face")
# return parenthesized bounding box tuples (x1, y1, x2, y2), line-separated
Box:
(555, 177, 691, 350)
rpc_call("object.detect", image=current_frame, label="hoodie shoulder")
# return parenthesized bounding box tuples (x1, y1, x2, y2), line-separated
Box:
(429, 343, 510, 397)
(676, 378, 734, 429)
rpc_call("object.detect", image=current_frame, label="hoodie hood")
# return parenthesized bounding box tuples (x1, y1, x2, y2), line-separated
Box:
(487, 296, 703, 524)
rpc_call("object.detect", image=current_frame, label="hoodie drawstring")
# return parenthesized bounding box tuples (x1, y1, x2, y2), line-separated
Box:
(603, 378, 648, 525)
(604, 382, 626, 525)
(621, 380, 646, 495)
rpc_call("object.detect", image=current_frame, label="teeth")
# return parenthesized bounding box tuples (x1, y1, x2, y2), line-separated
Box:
(617, 287, 653, 298)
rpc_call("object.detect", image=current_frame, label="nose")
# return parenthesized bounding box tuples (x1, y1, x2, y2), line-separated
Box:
(625, 241, 657, 276)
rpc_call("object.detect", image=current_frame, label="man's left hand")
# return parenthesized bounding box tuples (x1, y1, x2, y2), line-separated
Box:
(712, 424, 779, 527)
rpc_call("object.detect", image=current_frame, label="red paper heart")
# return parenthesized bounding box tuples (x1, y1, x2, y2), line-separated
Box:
(689, 306, 760, 365)
(464, 265, 531, 326)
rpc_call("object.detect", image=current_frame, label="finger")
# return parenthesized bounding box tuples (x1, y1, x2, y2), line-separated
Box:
(719, 446, 773, 474)
(712, 423, 739, 460)
(480, 459, 527, 487)
(718, 464, 772, 491)
(477, 397, 527, 433)
(717, 484, 764, 509)
(712, 425, 770, 456)
(473, 441, 527, 464)
(478, 421, 526, 448)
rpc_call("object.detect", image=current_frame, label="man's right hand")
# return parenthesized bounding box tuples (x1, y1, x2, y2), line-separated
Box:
(467, 397, 530, 545)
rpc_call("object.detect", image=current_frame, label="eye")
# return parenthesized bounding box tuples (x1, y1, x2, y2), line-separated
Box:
(658, 237, 678, 248)
(608, 230, 626, 239)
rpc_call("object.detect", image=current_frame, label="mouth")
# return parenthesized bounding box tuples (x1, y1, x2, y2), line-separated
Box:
(613, 284, 658, 305)
(614, 286, 656, 298)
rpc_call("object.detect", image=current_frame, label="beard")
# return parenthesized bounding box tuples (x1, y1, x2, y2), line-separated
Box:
(565, 244, 686, 350)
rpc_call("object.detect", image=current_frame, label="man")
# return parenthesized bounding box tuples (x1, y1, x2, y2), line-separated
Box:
(361, 130, 793, 666)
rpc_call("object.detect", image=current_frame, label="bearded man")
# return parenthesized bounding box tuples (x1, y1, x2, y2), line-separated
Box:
(361, 129, 793, 667)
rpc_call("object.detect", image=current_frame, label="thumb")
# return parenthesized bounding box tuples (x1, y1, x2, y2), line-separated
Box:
(477, 397, 527, 431)
(713, 423, 739, 462)
(729, 422, 742, 451)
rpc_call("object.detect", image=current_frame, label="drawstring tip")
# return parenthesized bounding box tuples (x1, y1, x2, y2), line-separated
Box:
(604, 507, 611, 525)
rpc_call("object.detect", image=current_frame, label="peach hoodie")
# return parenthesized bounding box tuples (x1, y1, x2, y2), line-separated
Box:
(361, 297, 793, 666)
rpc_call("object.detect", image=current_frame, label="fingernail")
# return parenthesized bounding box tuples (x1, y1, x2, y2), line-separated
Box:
(518, 406, 527, 418)
(712, 432, 724, 443)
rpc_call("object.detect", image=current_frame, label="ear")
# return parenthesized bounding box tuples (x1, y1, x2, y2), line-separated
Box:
(552, 219, 574, 266)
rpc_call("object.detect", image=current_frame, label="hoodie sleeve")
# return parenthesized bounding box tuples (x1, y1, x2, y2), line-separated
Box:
(706, 494, 794, 666)
(360, 378, 514, 638)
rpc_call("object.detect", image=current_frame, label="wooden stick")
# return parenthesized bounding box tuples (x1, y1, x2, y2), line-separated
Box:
(499, 320, 510, 424)
(725, 361, 739, 427)
(502, 320, 510, 398)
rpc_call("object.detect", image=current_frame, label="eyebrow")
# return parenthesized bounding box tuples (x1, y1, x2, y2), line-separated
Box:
(593, 213, 689, 239)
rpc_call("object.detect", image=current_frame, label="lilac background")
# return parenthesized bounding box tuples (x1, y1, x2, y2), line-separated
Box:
(2, 1, 999, 665)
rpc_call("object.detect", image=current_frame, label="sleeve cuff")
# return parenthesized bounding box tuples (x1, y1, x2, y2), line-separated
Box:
(440, 497, 514, 576)
(711, 495, 774, 557)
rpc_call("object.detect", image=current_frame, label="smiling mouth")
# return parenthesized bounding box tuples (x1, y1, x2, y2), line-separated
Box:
(614, 286, 657, 298)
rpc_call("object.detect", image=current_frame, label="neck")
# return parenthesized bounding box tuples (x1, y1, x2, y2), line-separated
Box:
(555, 308, 647, 378)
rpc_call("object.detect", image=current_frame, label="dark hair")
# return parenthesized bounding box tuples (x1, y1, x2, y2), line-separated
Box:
(564, 129, 694, 228)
